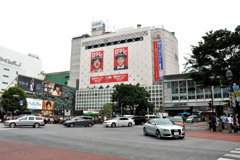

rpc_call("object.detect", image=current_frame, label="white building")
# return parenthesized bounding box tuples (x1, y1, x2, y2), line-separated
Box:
(0, 46, 44, 92)
(68, 23, 179, 111)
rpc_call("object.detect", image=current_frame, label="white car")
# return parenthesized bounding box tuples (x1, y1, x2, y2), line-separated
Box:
(103, 117, 135, 127)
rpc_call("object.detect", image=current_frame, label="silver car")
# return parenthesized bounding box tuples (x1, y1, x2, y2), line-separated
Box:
(143, 119, 185, 139)
(4, 116, 45, 128)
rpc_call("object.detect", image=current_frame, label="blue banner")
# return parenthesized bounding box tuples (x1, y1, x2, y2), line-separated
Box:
(158, 41, 164, 81)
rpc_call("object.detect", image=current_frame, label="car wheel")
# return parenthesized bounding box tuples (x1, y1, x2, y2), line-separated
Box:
(141, 121, 145, 125)
(179, 136, 185, 139)
(156, 130, 161, 139)
(143, 127, 148, 136)
(10, 123, 15, 128)
(34, 123, 39, 128)
(111, 123, 116, 127)
(88, 123, 92, 127)
(128, 122, 132, 127)
(70, 123, 74, 128)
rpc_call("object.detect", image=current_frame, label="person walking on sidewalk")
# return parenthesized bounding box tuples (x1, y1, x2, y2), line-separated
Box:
(225, 115, 228, 130)
(216, 115, 220, 132)
(211, 115, 216, 132)
(228, 115, 233, 133)
(220, 115, 225, 130)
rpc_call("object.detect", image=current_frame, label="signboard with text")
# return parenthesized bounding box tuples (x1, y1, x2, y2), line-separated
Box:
(90, 74, 128, 84)
(153, 41, 159, 81)
(157, 41, 164, 81)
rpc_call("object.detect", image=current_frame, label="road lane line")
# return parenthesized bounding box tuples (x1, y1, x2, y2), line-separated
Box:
(224, 154, 240, 158)
(230, 150, 240, 154)
(217, 158, 234, 160)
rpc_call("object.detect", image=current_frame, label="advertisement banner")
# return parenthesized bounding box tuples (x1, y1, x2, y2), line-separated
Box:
(153, 41, 159, 81)
(44, 81, 62, 97)
(114, 47, 128, 70)
(18, 75, 42, 93)
(90, 74, 128, 84)
(27, 98, 42, 109)
(90, 50, 104, 73)
(42, 100, 55, 110)
(158, 41, 164, 81)
(233, 85, 240, 102)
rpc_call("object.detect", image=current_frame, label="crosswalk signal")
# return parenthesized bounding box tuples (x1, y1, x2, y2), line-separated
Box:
(208, 102, 212, 108)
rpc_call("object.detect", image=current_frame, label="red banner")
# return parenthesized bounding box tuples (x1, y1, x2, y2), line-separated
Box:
(90, 50, 104, 73)
(90, 74, 128, 84)
(153, 41, 159, 81)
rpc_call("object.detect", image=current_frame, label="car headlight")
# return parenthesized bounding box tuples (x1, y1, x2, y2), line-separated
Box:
(163, 129, 169, 131)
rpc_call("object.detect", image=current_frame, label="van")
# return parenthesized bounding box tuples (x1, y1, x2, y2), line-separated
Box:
(145, 115, 159, 119)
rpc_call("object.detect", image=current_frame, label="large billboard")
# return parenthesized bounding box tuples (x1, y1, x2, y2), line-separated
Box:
(90, 74, 128, 84)
(18, 75, 42, 93)
(158, 41, 164, 81)
(90, 50, 104, 73)
(44, 81, 62, 96)
(114, 47, 128, 70)
(27, 98, 54, 110)
(153, 42, 159, 81)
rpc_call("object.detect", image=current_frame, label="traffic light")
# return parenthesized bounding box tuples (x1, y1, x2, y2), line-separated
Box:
(59, 108, 62, 111)
(208, 102, 212, 108)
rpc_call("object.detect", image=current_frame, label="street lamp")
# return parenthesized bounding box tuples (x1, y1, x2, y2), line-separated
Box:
(226, 69, 238, 133)
(121, 103, 124, 117)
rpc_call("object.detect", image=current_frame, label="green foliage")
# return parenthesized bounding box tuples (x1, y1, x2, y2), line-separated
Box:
(184, 26, 240, 87)
(102, 103, 112, 117)
(111, 83, 153, 115)
(1, 86, 27, 112)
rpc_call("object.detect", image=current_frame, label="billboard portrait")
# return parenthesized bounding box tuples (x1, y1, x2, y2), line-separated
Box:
(42, 100, 55, 110)
(18, 75, 42, 93)
(27, 98, 42, 109)
(90, 50, 104, 73)
(44, 81, 62, 96)
(114, 47, 128, 70)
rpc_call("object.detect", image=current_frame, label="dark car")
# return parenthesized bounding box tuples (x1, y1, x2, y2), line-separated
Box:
(63, 116, 94, 128)
(130, 116, 146, 125)
(63, 117, 71, 123)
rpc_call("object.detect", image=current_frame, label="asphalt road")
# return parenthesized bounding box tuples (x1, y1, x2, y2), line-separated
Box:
(0, 123, 239, 160)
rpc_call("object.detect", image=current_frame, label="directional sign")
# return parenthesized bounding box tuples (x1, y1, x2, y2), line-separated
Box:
(20, 100, 23, 106)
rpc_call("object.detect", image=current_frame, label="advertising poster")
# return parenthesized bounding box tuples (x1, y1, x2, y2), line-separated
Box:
(44, 81, 62, 97)
(90, 50, 104, 73)
(90, 74, 128, 84)
(158, 41, 164, 81)
(27, 98, 42, 109)
(18, 75, 42, 93)
(42, 100, 55, 110)
(153, 42, 159, 81)
(233, 85, 240, 102)
(114, 47, 128, 70)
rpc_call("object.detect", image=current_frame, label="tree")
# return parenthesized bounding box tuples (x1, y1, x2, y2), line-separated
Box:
(1, 86, 27, 115)
(102, 103, 112, 117)
(183, 26, 240, 87)
(111, 83, 153, 115)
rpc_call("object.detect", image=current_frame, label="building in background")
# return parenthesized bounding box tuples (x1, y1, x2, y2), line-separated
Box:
(68, 22, 179, 112)
(0, 46, 44, 96)
(45, 71, 70, 86)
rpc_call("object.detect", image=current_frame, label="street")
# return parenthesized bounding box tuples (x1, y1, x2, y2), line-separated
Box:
(0, 122, 240, 160)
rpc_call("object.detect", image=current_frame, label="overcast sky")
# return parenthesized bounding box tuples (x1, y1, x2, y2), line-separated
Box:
(0, 0, 239, 74)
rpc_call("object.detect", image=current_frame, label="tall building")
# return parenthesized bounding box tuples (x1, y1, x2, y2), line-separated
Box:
(0, 46, 44, 92)
(68, 22, 179, 111)
(45, 71, 70, 86)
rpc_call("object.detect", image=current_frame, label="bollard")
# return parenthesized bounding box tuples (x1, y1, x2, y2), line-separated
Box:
(228, 123, 232, 133)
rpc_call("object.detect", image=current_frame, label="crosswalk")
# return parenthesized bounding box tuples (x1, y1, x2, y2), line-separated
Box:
(218, 147, 240, 160)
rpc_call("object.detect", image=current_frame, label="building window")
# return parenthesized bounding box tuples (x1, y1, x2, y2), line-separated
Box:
(187, 81, 195, 100)
(214, 87, 222, 98)
(171, 81, 179, 100)
(65, 76, 69, 78)
(2, 82, 8, 84)
(4, 68, 9, 71)
(1, 89, 5, 91)
(3, 75, 9, 78)
(196, 88, 204, 99)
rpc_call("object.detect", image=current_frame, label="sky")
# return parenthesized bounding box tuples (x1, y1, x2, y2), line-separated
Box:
(0, 0, 239, 74)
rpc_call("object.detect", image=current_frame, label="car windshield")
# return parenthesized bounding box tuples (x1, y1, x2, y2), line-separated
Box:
(171, 118, 183, 122)
(111, 117, 119, 120)
(188, 116, 194, 119)
(156, 119, 173, 125)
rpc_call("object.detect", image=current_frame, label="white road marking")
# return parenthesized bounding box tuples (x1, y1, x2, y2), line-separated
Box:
(217, 158, 234, 160)
(235, 148, 240, 150)
(224, 153, 240, 158)
(230, 150, 240, 154)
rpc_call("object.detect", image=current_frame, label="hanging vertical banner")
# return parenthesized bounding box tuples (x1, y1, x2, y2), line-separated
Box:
(153, 41, 159, 81)
(158, 41, 164, 81)
(233, 85, 240, 102)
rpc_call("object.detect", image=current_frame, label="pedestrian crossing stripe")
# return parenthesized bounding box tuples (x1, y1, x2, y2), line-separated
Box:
(230, 150, 240, 154)
(224, 153, 240, 158)
(217, 158, 234, 160)
(235, 148, 240, 150)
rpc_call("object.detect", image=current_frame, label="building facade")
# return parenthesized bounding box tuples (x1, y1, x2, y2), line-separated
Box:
(45, 71, 70, 86)
(0, 46, 43, 91)
(69, 23, 178, 111)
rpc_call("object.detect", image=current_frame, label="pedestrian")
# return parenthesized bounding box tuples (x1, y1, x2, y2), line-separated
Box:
(215, 115, 220, 132)
(4, 115, 6, 122)
(225, 115, 228, 130)
(220, 115, 225, 130)
(211, 115, 216, 132)
(228, 115, 233, 133)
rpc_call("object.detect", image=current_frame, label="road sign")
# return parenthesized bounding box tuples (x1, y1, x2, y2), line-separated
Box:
(63, 101, 65, 105)
(20, 100, 23, 106)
